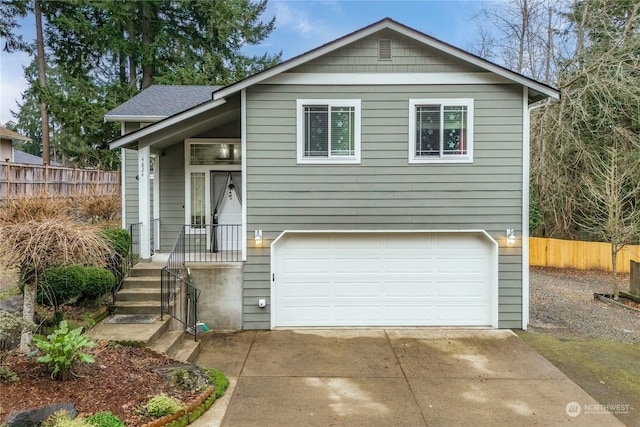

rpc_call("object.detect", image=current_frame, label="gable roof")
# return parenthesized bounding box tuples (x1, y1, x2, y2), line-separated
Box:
(105, 85, 220, 122)
(109, 18, 559, 150)
(214, 18, 559, 103)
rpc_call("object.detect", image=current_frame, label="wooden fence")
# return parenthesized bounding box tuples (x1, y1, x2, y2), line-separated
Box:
(0, 162, 120, 200)
(530, 237, 640, 273)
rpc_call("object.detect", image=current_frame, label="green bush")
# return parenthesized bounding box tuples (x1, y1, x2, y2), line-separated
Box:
(208, 369, 229, 398)
(33, 320, 96, 381)
(81, 267, 116, 300)
(42, 410, 92, 427)
(102, 228, 130, 259)
(87, 412, 125, 427)
(136, 393, 183, 418)
(38, 265, 88, 307)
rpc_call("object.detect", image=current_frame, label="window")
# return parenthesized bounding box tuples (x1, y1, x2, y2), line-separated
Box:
(297, 99, 361, 164)
(409, 99, 474, 163)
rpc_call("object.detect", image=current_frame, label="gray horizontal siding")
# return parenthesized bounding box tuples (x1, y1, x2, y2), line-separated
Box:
(243, 82, 525, 330)
(123, 149, 139, 228)
(159, 142, 185, 251)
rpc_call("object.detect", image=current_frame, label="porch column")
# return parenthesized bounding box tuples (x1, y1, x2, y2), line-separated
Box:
(138, 146, 151, 260)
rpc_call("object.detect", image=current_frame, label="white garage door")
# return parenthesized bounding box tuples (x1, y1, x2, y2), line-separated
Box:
(271, 232, 497, 328)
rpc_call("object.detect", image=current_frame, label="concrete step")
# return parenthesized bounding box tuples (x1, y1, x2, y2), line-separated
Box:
(111, 300, 163, 315)
(122, 276, 161, 289)
(88, 317, 170, 345)
(128, 267, 162, 278)
(116, 288, 161, 302)
(150, 330, 184, 356)
(149, 329, 202, 363)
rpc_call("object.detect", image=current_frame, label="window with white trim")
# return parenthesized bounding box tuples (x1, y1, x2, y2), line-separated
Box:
(409, 99, 474, 163)
(297, 99, 361, 164)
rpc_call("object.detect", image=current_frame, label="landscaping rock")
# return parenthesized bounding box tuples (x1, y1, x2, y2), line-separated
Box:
(0, 296, 23, 314)
(151, 364, 210, 392)
(4, 403, 76, 427)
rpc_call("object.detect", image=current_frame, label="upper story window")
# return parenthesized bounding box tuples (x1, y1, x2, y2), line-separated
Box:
(409, 99, 474, 164)
(297, 99, 361, 164)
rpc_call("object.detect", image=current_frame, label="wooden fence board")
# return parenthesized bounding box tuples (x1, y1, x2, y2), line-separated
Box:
(0, 163, 120, 200)
(530, 237, 640, 273)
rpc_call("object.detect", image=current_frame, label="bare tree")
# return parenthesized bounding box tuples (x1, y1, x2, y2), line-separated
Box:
(577, 142, 640, 299)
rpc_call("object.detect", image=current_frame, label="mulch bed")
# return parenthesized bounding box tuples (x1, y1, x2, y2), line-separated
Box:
(1, 341, 203, 426)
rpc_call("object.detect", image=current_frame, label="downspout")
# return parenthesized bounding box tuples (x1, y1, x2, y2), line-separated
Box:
(522, 95, 553, 330)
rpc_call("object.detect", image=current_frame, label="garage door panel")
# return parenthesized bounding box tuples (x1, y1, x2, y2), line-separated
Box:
(282, 283, 329, 298)
(273, 232, 494, 327)
(384, 257, 434, 273)
(334, 257, 382, 273)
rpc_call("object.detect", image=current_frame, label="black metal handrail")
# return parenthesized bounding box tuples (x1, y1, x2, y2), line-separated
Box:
(184, 224, 242, 262)
(128, 222, 142, 268)
(161, 226, 201, 340)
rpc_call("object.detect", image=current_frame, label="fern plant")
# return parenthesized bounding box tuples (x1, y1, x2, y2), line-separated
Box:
(33, 320, 96, 381)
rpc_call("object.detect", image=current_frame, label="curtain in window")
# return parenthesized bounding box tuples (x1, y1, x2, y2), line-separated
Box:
(190, 172, 206, 226)
(443, 106, 467, 155)
(416, 106, 440, 156)
(305, 106, 328, 157)
(331, 107, 355, 156)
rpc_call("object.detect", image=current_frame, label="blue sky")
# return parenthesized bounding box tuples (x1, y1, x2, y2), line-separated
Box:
(0, 0, 492, 124)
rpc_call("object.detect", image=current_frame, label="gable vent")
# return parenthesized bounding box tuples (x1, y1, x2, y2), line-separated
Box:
(378, 39, 392, 60)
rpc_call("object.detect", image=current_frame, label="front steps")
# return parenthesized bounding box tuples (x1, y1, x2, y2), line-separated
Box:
(111, 265, 163, 315)
(90, 263, 202, 363)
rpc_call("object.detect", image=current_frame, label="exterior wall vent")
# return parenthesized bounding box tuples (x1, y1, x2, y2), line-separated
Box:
(378, 39, 392, 60)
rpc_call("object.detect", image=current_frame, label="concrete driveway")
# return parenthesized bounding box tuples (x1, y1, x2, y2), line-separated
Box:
(192, 329, 623, 426)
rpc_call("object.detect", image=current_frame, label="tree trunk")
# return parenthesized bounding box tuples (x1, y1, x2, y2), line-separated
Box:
(611, 244, 619, 300)
(20, 281, 37, 352)
(141, 1, 153, 89)
(34, 0, 50, 166)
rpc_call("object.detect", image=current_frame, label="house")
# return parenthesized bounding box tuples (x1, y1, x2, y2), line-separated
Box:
(0, 127, 31, 163)
(106, 18, 560, 331)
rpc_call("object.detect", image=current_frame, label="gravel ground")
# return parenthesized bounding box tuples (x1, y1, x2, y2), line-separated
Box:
(529, 267, 640, 343)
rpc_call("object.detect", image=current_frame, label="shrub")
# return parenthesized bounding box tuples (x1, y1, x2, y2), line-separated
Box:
(102, 228, 130, 259)
(38, 265, 88, 308)
(87, 411, 126, 427)
(75, 193, 121, 223)
(33, 320, 96, 381)
(136, 393, 183, 418)
(42, 410, 91, 427)
(81, 267, 116, 300)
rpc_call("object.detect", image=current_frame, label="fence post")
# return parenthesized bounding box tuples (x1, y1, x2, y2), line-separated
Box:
(631, 260, 640, 296)
(5, 160, 9, 200)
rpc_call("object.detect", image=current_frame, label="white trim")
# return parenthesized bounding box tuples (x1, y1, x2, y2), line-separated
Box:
(522, 94, 553, 330)
(264, 72, 510, 86)
(213, 19, 560, 102)
(241, 89, 247, 261)
(270, 229, 499, 329)
(138, 146, 151, 260)
(296, 99, 362, 165)
(184, 138, 242, 241)
(120, 148, 126, 229)
(408, 98, 474, 164)
(109, 98, 227, 150)
(105, 115, 166, 123)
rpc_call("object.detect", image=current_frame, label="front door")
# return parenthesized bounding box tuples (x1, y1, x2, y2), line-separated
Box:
(211, 171, 242, 252)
